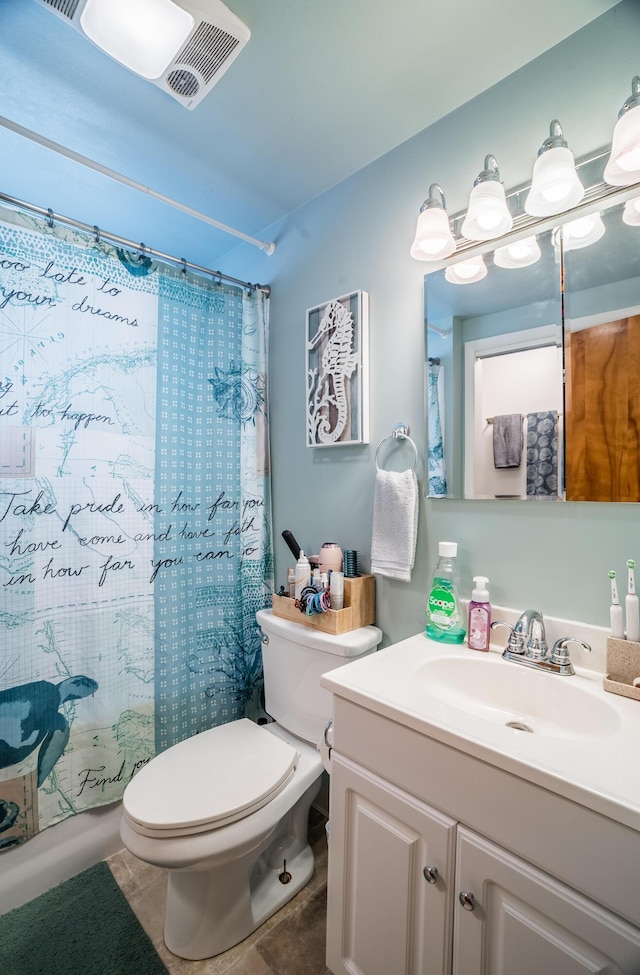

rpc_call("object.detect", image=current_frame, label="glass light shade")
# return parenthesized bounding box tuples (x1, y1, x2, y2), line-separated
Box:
(623, 196, 640, 226)
(493, 235, 541, 269)
(524, 147, 585, 217)
(461, 181, 513, 240)
(604, 105, 640, 185)
(444, 255, 487, 285)
(410, 206, 456, 261)
(562, 213, 605, 251)
(80, 0, 195, 80)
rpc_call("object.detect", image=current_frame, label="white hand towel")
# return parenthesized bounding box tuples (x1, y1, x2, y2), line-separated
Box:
(370, 468, 419, 582)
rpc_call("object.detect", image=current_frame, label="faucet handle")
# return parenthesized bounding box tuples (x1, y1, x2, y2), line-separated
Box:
(491, 619, 525, 654)
(549, 637, 592, 674)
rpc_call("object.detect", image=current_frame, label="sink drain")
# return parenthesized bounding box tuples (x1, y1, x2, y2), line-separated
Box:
(505, 720, 534, 733)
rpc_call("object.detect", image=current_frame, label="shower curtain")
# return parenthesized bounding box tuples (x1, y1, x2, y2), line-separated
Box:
(0, 206, 273, 850)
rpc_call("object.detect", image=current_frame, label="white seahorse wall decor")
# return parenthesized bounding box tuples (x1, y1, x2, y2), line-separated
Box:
(306, 293, 368, 446)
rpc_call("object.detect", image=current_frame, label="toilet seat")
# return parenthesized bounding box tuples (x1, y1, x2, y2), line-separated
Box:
(123, 718, 299, 838)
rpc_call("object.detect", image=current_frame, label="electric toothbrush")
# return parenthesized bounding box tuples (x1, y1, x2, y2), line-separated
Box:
(609, 570, 624, 639)
(626, 559, 640, 642)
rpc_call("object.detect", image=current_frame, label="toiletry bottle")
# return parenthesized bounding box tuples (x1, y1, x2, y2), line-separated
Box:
(287, 567, 296, 599)
(467, 576, 491, 651)
(294, 550, 311, 599)
(426, 542, 466, 643)
(330, 571, 344, 610)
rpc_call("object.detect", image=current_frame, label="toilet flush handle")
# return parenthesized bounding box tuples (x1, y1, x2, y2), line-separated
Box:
(323, 719, 334, 763)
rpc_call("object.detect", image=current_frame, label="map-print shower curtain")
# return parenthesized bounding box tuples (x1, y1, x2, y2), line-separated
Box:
(0, 206, 273, 849)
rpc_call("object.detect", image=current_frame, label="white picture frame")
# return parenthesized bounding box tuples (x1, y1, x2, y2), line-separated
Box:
(306, 290, 369, 447)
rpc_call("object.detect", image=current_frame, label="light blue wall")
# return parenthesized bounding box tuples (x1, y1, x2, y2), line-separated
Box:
(219, 1, 640, 646)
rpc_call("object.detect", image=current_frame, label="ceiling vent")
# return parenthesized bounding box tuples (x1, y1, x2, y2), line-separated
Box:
(33, 0, 250, 110)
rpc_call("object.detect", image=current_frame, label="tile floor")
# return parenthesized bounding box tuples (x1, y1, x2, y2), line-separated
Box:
(107, 812, 332, 975)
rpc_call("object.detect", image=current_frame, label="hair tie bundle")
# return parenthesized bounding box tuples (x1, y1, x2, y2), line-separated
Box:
(296, 586, 331, 616)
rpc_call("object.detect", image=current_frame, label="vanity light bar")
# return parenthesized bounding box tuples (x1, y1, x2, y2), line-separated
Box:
(447, 147, 639, 259)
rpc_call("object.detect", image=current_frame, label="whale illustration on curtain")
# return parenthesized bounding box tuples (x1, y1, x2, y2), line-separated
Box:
(0, 206, 272, 849)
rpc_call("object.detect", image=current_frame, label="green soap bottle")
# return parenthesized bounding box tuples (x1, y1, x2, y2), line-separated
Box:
(425, 541, 466, 644)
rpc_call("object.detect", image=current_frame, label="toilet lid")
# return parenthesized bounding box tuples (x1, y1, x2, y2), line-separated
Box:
(123, 719, 299, 835)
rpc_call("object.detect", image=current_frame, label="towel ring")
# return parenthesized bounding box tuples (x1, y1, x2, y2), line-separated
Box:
(375, 423, 418, 473)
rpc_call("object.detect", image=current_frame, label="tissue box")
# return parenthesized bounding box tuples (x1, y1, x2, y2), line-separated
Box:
(603, 636, 640, 701)
(271, 575, 375, 635)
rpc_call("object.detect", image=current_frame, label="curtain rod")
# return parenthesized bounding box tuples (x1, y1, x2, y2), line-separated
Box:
(0, 115, 276, 256)
(0, 191, 270, 296)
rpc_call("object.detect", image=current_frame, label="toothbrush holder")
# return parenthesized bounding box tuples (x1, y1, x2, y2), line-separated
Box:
(603, 636, 640, 701)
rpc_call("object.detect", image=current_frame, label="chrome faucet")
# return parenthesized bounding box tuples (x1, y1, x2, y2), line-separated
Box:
(491, 609, 591, 676)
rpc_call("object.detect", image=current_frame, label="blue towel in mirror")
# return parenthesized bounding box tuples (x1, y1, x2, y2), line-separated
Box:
(492, 414, 523, 469)
(526, 411, 558, 496)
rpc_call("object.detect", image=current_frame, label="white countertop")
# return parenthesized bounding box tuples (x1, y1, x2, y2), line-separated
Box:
(321, 630, 640, 832)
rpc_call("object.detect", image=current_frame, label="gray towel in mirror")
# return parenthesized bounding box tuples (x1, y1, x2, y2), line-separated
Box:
(492, 414, 523, 469)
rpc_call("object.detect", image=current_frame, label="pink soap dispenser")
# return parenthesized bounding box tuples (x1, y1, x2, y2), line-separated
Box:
(467, 576, 491, 651)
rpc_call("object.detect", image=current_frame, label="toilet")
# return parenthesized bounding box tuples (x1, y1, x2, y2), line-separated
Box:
(120, 608, 381, 960)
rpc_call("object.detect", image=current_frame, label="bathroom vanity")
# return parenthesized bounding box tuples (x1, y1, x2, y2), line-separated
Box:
(321, 622, 640, 974)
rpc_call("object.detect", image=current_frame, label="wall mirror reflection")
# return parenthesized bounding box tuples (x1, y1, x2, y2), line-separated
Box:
(425, 189, 640, 503)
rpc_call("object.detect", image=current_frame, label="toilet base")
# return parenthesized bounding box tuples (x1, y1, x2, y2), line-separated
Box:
(163, 778, 321, 960)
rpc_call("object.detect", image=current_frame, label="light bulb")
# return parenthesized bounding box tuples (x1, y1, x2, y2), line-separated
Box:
(604, 78, 640, 186)
(494, 236, 541, 269)
(445, 255, 487, 285)
(562, 213, 605, 250)
(410, 185, 456, 261)
(461, 158, 512, 241)
(525, 123, 584, 217)
(542, 180, 572, 203)
(615, 146, 640, 172)
(623, 197, 640, 226)
(476, 208, 503, 231)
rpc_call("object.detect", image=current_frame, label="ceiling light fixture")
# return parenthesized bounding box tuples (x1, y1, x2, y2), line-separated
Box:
(524, 120, 585, 217)
(604, 77, 640, 186)
(493, 235, 541, 269)
(80, 0, 195, 80)
(461, 155, 513, 241)
(444, 255, 487, 285)
(410, 184, 456, 261)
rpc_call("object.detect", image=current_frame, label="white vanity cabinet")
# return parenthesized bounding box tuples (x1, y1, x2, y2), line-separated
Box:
(453, 828, 640, 975)
(326, 753, 456, 975)
(325, 695, 640, 975)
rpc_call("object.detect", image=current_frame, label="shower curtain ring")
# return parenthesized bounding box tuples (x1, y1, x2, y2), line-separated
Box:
(93, 225, 100, 244)
(180, 258, 187, 276)
(46, 208, 54, 228)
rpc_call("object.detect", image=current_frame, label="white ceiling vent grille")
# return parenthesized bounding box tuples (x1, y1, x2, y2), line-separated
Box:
(176, 22, 239, 85)
(40, 0, 82, 17)
(32, 0, 250, 110)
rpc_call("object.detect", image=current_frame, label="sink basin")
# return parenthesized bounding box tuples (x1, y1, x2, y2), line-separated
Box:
(418, 654, 621, 739)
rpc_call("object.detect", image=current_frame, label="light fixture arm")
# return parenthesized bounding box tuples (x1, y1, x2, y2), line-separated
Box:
(475, 155, 501, 185)
(421, 183, 447, 212)
(619, 76, 640, 116)
(538, 119, 569, 154)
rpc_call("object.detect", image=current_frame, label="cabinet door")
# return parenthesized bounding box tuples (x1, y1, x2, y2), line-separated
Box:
(454, 827, 640, 975)
(326, 753, 456, 975)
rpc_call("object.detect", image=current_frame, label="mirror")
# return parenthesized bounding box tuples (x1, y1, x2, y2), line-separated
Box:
(564, 197, 640, 502)
(425, 188, 640, 502)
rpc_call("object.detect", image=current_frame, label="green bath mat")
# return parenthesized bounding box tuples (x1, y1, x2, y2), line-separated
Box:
(0, 860, 170, 975)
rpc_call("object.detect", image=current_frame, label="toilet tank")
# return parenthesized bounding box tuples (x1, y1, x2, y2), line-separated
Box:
(256, 609, 381, 744)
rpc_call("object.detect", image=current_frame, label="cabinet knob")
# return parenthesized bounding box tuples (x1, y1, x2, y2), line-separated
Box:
(458, 891, 476, 911)
(423, 866, 438, 884)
